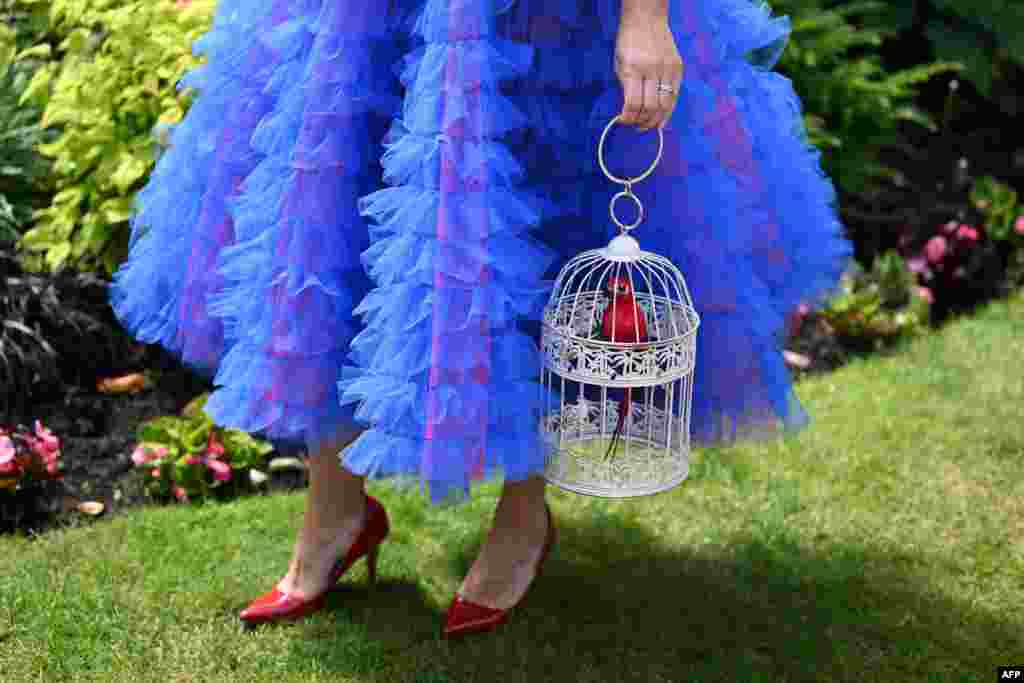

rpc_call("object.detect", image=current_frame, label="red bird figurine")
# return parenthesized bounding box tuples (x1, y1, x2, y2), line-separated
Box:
(600, 274, 648, 460)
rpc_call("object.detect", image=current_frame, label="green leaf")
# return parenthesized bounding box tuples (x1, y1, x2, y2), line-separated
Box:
(181, 393, 211, 418)
(989, 217, 1011, 242)
(99, 196, 134, 224)
(109, 156, 147, 194)
(138, 416, 187, 444)
(57, 28, 89, 55)
(52, 187, 85, 207)
(826, 292, 854, 314)
(74, 217, 113, 257)
(35, 134, 67, 159)
(45, 241, 71, 271)
(17, 66, 52, 109)
(17, 222, 61, 250)
(14, 43, 52, 61)
(183, 421, 211, 452)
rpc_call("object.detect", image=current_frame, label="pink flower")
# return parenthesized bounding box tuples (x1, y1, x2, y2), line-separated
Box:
(150, 467, 160, 478)
(1, 436, 15, 461)
(184, 455, 201, 466)
(1014, 215, 1024, 236)
(956, 224, 979, 242)
(925, 236, 948, 264)
(206, 432, 225, 458)
(173, 486, 189, 502)
(916, 286, 934, 305)
(33, 421, 60, 453)
(906, 256, 928, 275)
(131, 444, 168, 466)
(33, 447, 57, 475)
(25, 437, 58, 466)
(130, 447, 148, 466)
(0, 436, 17, 475)
(206, 459, 232, 482)
(942, 220, 958, 235)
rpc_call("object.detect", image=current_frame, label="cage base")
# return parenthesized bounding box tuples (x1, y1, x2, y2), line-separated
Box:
(542, 435, 690, 499)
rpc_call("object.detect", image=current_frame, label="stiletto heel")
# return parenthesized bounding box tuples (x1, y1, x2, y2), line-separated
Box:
(239, 493, 390, 626)
(443, 502, 557, 639)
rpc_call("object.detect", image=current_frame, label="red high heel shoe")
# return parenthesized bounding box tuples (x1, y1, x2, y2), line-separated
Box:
(442, 502, 557, 639)
(239, 493, 389, 626)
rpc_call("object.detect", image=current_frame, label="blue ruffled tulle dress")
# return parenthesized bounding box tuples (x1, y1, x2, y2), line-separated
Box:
(108, 0, 854, 506)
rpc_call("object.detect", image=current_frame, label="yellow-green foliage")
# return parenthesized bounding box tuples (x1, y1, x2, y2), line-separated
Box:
(0, 22, 14, 66)
(11, 0, 214, 275)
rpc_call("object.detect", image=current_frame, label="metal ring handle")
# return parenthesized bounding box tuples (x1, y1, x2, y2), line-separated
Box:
(609, 191, 644, 231)
(597, 114, 665, 187)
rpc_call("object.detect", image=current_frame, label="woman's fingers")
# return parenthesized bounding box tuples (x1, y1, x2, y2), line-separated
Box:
(640, 76, 660, 130)
(618, 73, 645, 129)
(653, 69, 683, 130)
(615, 16, 684, 132)
(621, 77, 674, 131)
(617, 73, 664, 131)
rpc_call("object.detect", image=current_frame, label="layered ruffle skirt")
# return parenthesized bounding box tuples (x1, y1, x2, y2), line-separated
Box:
(108, 0, 854, 505)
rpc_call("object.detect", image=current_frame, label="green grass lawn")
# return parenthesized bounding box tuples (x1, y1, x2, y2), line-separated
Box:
(2, 290, 1022, 682)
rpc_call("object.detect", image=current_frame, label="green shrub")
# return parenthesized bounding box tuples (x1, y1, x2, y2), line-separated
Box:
(0, 7, 58, 245)
(893, 0, 1023, 102)
(9, 0, 213, 275)
(770, 0, 961, 197)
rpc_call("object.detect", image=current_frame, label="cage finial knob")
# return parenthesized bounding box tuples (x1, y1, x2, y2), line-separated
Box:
(604, 233, 642, 262)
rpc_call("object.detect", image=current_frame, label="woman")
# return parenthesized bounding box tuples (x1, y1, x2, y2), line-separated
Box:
(109, 0, 852, 638)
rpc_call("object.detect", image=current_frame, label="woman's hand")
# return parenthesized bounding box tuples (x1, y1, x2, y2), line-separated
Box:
(615, 12, 684, 132)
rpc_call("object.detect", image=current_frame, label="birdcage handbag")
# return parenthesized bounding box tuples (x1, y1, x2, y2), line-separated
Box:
(539, 115, 701, 498)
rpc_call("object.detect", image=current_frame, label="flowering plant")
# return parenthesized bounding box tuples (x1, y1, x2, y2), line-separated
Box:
(901, 177, 1024, 305)
(905, 220, 982, 283)
(969, 176, 1022, 245)
(817, 253, 930, 351)
(901, 214, 1012, 314)
(0, 420, 64, 493)
(130, 393, 273, 503)
(969, 175, 1024, 291)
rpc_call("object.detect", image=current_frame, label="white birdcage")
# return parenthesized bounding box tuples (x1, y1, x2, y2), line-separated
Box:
(539, 116, 701, 498)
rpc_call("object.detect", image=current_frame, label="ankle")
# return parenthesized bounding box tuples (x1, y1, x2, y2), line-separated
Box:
(497, 475, 545, 509)
(495, 492, 546, 523)
(308, 494, 366, 532)
(304, 479, 367, 541)
(491, 505, 548, 536)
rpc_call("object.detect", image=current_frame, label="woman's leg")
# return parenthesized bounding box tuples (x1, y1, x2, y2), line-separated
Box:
(275, 428, 369, 598)
(456, 474, 551, 609)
